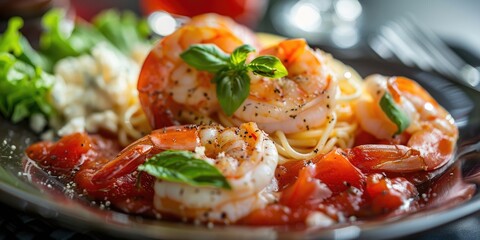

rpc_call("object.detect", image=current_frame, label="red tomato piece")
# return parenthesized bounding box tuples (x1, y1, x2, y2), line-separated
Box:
(280, 149, 365, 208)
(26, 132, 92, 176)
(365, 174, 418, 215)
(313, 149, 365, 194)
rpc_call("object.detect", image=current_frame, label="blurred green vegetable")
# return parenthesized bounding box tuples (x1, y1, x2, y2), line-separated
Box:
(40, 9, 105, 63)
(0, 17, 55, 123)
(0, 53, 55, 123)
(0, 8, 153, 124)
(0, 17, 52, 71)
(93, 9, 152, 54)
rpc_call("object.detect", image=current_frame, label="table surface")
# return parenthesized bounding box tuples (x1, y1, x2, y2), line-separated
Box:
(1, 1, 480, 239)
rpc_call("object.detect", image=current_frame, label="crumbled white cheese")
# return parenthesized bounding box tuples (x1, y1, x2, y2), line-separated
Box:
(58, 117, 85, 136)
(49, 42, 148, 143)
(306, 211, 335, 227)
(85, 111, 118, 133)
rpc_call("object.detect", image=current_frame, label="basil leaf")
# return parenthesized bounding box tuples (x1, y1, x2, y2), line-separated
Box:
(180, 44, 230, 73)
(216, 70, 250, 116)
(138, 150, 231, 189)
(380, 92, 410, 135)
(247, 55, 288, 78)
(180, 44, 288, 115)
(230, 44, 255, 66)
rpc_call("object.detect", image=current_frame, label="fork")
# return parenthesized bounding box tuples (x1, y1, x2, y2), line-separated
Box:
(369, 15, 480, 92)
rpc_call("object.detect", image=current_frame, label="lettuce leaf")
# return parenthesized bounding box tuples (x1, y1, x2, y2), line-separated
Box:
(0, 53, 55, 123)
(93, 9, 152, 54)
(0, 18, 55, 123)
(0, 17, 52, 71)
(39, 9, 105, 63)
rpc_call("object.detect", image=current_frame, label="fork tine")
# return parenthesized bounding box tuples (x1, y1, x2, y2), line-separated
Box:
(404, 15, 465, 68)
(370, 15, 480, 92)
(378, 25, 419, 67)
(386, 20, 435, 71)
(401, 15, 463, 79)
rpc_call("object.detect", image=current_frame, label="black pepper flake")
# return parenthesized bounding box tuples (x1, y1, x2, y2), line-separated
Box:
(289, 115, 297, 119)
(313, 149, 319, 154)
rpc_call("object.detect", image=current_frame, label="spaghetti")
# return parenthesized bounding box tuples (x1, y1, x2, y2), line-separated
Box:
(217, 51, 363, 162)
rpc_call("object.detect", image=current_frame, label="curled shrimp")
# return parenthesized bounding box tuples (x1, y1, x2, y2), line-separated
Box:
(352, 75, 458, 172)
(227, 38, 337, 134)
(138, 14, 260, 129)
(92, 122, 278, 223)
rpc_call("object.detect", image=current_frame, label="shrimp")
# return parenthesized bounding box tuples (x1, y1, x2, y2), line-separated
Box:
(138, 14, 260, 129)
(352, 75, 458, 172)
(230, 39, 337, 134)
(92, 122, 278, 223)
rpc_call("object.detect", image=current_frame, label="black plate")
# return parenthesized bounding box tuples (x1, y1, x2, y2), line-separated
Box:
(1, 57, 480, 239)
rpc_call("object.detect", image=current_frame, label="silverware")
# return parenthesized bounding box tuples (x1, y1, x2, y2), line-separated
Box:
(370, 15, 480, 92)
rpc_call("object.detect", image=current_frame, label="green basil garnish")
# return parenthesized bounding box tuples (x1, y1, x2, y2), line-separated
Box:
(379, 92, 411, 135)
(138, 150, 231, 190)
(180, 44, 288, 116)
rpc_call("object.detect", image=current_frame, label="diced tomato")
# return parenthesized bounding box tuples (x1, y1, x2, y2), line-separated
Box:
(275, 158, 320, 190)
(26, 133, 156, 214)
(26, 132, 92, 176)
(365, 174, 418, 215)
(280, 165, 326, 208)
(323, 188, 365, 217)
(313, 149, 365, 194)
(280, 149, 365, 208)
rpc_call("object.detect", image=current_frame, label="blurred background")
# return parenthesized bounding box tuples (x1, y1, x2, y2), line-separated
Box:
(1, 0, 479, 58)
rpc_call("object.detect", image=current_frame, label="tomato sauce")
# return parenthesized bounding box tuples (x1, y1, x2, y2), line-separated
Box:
(25, 132, 476, 227)
(26, 133, 156, 215)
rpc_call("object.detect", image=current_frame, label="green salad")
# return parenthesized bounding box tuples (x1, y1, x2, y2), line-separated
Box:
(0, 8, 151, 125)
